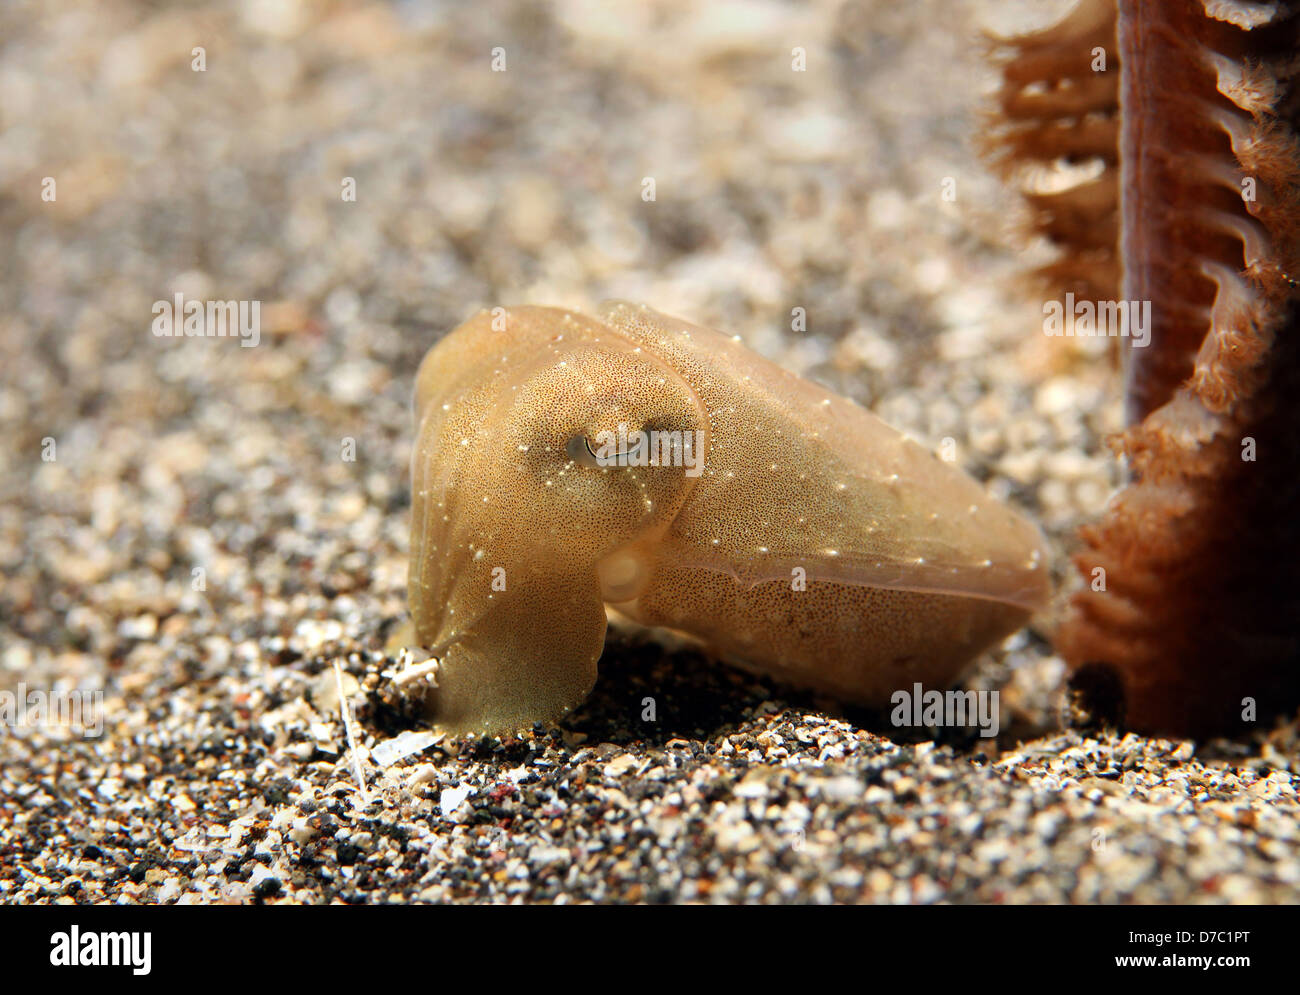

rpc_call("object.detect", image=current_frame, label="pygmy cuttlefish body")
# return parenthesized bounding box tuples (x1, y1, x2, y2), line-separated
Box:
(408, 303, 1049, 735)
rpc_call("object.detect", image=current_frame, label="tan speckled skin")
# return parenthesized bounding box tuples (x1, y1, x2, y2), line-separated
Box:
(410, 303, 1050, 735)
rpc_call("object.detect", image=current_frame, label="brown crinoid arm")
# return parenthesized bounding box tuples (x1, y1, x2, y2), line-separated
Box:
(981, 0, 1121, 304)
(991, 0, 1300, 736)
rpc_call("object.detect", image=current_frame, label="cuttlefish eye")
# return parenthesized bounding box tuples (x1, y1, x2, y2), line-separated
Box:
(564, 434, 595, 465)
(406, 302, 1050, 737)
(564, 430, 646, 468)
(564, 433, 602, 467)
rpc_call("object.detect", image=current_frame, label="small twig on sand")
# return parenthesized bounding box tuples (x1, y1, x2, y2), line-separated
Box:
(334, 660, 368, 802)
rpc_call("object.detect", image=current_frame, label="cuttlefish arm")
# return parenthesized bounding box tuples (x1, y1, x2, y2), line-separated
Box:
(408, 304, 1049, 736)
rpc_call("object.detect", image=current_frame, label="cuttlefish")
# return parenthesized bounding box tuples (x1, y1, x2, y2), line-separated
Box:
(406, 302, 1049, 736)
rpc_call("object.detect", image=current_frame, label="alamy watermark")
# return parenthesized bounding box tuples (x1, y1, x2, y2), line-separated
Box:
(1, 683, 104, 738)
(50, 927, 151, 975)
(890, 682, 1000, 739)
(569, 422, 705, 478)
(151, 293, 261, 347)
(1043, 293, 1151, 348)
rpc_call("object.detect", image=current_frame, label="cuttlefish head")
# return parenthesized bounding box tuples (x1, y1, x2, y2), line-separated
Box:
(408, 307, 708, 735)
